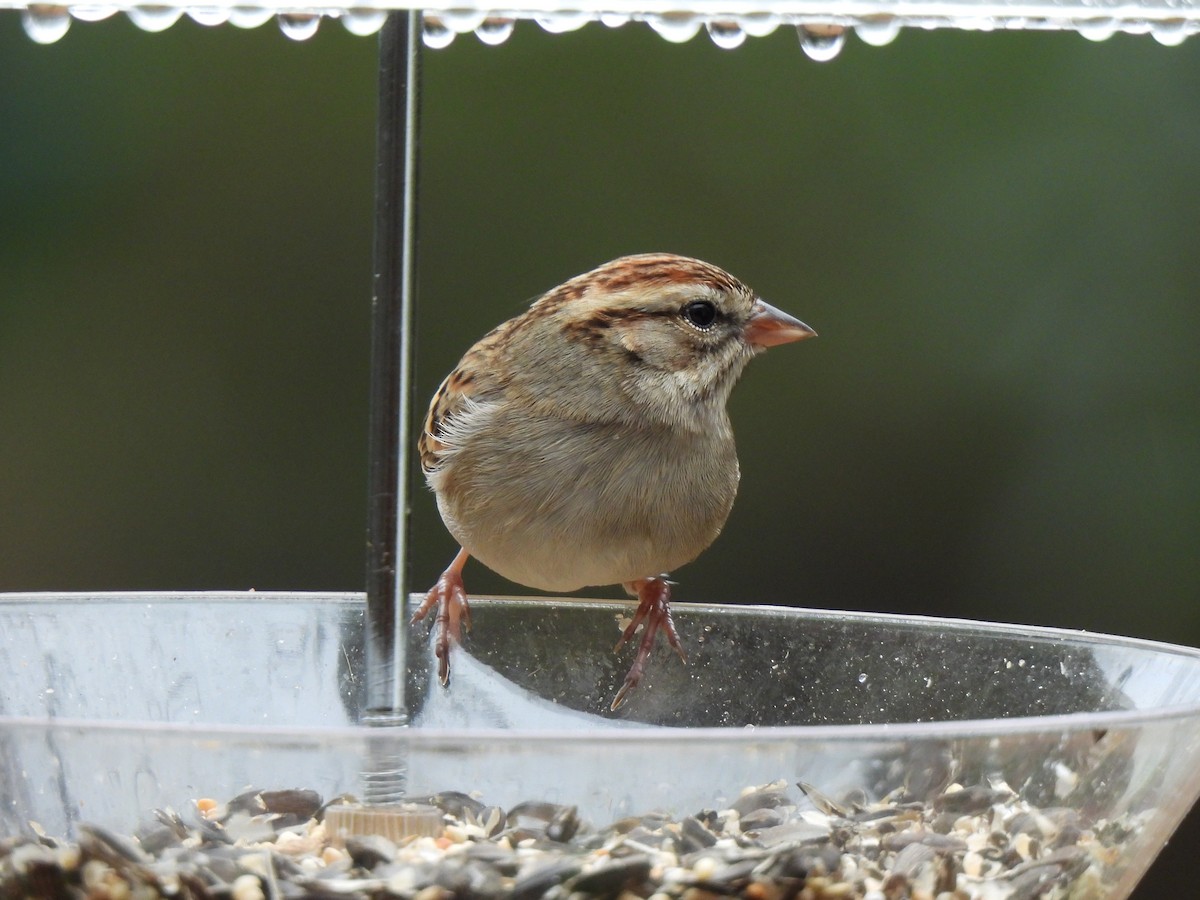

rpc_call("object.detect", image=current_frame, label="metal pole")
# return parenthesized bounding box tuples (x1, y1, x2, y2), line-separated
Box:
(363, 9, 421, 735)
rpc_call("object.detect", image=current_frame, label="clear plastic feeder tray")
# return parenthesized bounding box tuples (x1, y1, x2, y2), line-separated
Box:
(3, 592, 1200, 898)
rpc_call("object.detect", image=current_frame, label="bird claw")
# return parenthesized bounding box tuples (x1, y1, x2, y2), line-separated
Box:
(412, 549, 471, 686)
(611, 576, 687, 710)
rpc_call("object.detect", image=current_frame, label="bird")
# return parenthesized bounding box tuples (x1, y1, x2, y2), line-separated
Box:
(412, 253, 815, 709)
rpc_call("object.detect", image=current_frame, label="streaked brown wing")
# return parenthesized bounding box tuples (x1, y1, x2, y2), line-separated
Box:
(418, 327, 510, 475)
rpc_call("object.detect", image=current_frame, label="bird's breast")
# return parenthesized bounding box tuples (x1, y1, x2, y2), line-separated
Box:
(432, 408, 739, 592)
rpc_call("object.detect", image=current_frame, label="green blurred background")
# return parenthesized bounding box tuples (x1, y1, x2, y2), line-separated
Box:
(1, 14, 1198, 894)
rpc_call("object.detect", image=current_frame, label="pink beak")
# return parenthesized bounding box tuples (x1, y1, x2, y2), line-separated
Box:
(744, 299, 817, 348)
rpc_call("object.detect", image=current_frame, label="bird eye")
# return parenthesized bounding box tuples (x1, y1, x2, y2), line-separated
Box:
(681, 299, 718, 330)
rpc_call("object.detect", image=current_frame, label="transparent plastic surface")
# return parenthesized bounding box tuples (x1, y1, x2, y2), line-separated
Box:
(8, 2, 1200, 47)
(3, 592, 1200, 899)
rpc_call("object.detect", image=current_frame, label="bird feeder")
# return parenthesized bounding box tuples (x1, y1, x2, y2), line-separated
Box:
(2, 4, 1200, 899)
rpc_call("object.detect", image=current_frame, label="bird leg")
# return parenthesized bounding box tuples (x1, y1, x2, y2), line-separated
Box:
(611, 575, 688, 710)
(410, 547, 471, 686)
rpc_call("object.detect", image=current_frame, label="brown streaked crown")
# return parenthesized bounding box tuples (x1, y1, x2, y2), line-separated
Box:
(540, 253, 750, 312)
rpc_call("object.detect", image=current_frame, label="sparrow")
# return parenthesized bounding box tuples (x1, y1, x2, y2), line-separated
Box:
(413, 253, 815, 709)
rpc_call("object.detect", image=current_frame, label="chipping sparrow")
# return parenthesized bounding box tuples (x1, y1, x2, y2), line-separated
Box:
(413, 253, 815, 709)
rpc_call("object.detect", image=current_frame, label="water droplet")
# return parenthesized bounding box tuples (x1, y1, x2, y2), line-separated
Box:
(535, 11, 590, 33)
(442, 8, 487, 33)
(228, 5, 273, 28)
(707, 19, 746, 49)
(648, 13, 702, 43)
(186, 6, 229, 26)
(857, 672, 868, 684)
(599, 12, 629, 27)
(475, 16, 515, 45)
(278, 12, 320, 40)
(126, 5, 183, 31)
(69, 4, 117, 21)
(23, 4, 70, 42)
(423, 14, 456, 47)
(798, 24, 846, 61)
(341, 8, 387, 36)
(855, 17, 901, 46)
(1077, 18, 1117, 40)
(1151, 20, 1190, 44)
(738, 13, 779, 37)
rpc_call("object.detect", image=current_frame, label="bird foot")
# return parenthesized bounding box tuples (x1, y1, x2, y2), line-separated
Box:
(611, 576, 687, 710)
(411, 548, 471, 686)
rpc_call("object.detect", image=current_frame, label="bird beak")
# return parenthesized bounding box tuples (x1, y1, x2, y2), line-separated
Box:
(744, 299, 817, 349)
